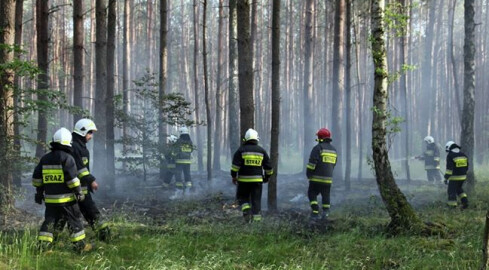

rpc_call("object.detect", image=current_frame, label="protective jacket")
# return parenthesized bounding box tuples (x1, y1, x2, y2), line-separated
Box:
(175, 135, 194, 164)
(72, 133, 96, 194)
(165, 142, 178, 169)
(445, 150, 469, 181)
(32, 143, 82, 205)
(422, 143, 440, 170)
(306, 140, 337, 184)
(231, 141, 273, 182)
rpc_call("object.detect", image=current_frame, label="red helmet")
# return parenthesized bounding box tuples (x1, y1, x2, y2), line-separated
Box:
(316, 128, 331, 139)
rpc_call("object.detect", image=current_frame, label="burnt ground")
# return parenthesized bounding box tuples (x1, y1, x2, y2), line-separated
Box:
(2, 170, 446, 231)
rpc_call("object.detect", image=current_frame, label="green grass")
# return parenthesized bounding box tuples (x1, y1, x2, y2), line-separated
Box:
(3, 181, 489, 269)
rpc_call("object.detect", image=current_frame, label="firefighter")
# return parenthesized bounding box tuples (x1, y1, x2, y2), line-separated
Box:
(71, 118, 110, 241)
(32, 128, 90, 252)
(416, 136, 442, 183)
(231, 128, 273, 223)
(174, 126, 194, 193)
(163, 135, 178, 189)
(306, 128, 337, 221)
(444, 141, 469, 209)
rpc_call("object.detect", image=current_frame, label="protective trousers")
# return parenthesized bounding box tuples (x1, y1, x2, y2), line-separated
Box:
(426, 169, 442, 182)
(79, 193, 110, 241)
(447, 180, 468, 208)
(236, 182, 263, 222)
(175, 163, 192, 190)
(38, 204, 86, 250)
(308, 182, 331, 216)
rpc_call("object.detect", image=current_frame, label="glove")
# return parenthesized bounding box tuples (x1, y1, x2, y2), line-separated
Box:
(263, 175, 270, 184)
(232, 177, 237, 185)
(34, 193, 44, 204)
(75, 193, 85, 202)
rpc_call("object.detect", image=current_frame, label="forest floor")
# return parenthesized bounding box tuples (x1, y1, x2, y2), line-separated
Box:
(1, 169, 488, 269)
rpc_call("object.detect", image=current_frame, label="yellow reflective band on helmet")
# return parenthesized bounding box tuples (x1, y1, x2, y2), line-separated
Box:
(454, 157, 468, 168)
(231, 165, 240, 172)
(309, 176, 333, 184)
(306, 163, 316, 170)
(321, 152, 337, 164)
(66, 177, 81, 188)
(44, 193, 76, 204)
(71, 230, 86, 242)
(32, 178, 43, 187)
(449, 175, 467, 181)
(310, 201, 318, 206)
(38, 232, 54, 242)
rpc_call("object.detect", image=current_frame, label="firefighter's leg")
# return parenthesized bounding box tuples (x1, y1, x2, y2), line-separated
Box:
(38, 206, 59, 248)
(457, 181, 468, 209)
(434, 169, 443, 182)
(307, 182, 320, 218)
(80, 193, 109, 241)
(250, 183, 263, 222)
(183, 164, 193, 191)
(175, 164, 184, 190)
(63, 204, 90, 252)
(320, 183, 331, 219)
(236, 182, 252, 222)
(426, 170, 435, 182)
(447, 181, 458, 207)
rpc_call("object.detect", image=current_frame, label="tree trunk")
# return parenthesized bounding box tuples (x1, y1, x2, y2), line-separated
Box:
(370, 0, 423, 233)
(159, 0, 168, 181)
(237, 0, 254, 135)
(35, 0, 49, 158)
(12, 0, 23, 187)
(73, 0, 84, 122)
(228, 0, 240, 156)
(213, 0, 224, 172)
(302, 0, 315, 172)
(399, 0, 411, 182)
(461, 0, 476, 192)
(122, 0, 130, 170)
(202, 0, 212, 181)
(331, 0, 345, 181)
(268, 0, 280, 212)
(481, 210, 489, 270)
(106, 0, 116, 190)
(93, 0, 108, 180)
(344, 0, 352, 191)
(0, 0, 16, 212)
(193, 0, 203, 172)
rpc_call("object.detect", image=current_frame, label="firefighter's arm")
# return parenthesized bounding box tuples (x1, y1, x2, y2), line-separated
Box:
(444, 156, 454, 180)
(230, 150, 242, 183)
(64, 155, 84, 201)
(32, 162, 44, 204)
(73, 149, 97, 190)
(306, 147, 319, 179)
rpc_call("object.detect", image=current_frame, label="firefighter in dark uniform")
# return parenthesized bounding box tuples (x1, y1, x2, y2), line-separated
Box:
(72, 118, 110, 241)
(416, 136, 442, 183)
(175, 126, 194, 193)
(32, 128, 90, 251)
(306, 128, 337, 221)
(444, 141, 469, 209)
(231, 128, 273, 223)
(163, 135, 178, 189)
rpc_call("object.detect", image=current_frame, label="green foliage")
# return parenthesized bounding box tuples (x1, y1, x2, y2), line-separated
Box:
(115, 70, 194, 178)
(384, 2, 409, 37)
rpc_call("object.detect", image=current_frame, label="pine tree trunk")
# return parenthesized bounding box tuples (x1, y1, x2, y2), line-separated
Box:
(237, 0, 254, 135)
(213, 0, 224, 172)
(193, 0, 203, 172)
(73, 0, 84, 123)
(0, 0, 16, 212)
(370, 0, 423, 233)
(228, 0, 240, 156)
(12, 0, 23, 187)
(122, 0, 130, 170)
(481, 210, 489, 270)
(202, 0, 212, 181)
(268, 0, 280, 212)
(159, 0, 168, 181)
(461, 0, 476, 192)
(35, 0, 49, 158)
(400, 0, 411, 182)
(344, 0, 352, 191)
(106, 0, 116, 190)
(94, 0, 108, 179)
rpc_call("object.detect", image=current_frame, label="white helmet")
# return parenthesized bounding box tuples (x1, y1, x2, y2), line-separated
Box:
(74, 118, 97, 137)
(244, 128, 259, 141)
(445, 141, 457, 152)
(52, 127, 73, 147)
(179, 126, 189, 135)
(167, 135, 178, 144)
(424, 136, 434, 144)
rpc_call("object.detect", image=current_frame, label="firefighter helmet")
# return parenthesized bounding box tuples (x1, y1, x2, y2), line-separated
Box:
(445, 141, 458, 152)
(424, 136, 434, 144)
(52, 128, 73, 147)
(167, 135, 178, 144)
(74, 118, 97, 137)
(244, 128, 259, 141)
(179, 126, 189, 135)
(316, 128, 331, 139)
